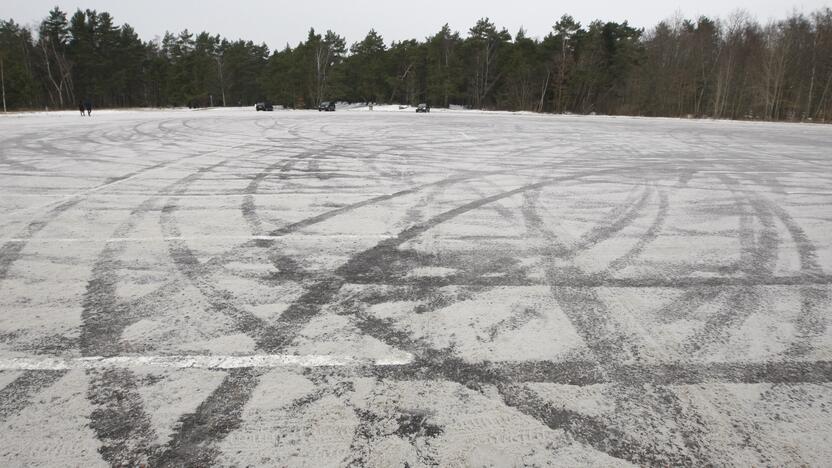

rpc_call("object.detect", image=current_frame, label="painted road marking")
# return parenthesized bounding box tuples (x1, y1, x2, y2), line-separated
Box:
(0, 234, 392, 243)
(0, 354, 414, 370)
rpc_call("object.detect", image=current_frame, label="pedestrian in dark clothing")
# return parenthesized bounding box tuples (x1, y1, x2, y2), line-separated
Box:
(83, 99, 92, 116)
(79, 101, 85, 116)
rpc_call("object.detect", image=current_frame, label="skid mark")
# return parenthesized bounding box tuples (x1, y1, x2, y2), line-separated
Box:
(499, 384, 700, 466)
(481, 306, 544, 342)
(241, 147, 334, 236)
(149, 368, 264, 467)
(522, 185, 659, 362)
(3, 113, 832, 466)
(0, 370, 68, 422)
(747, 189, 830, 357)
(677, 175, 803, 359)
(0, 199, 82, 283)
(79, 158, 245, 463)
(197, 159, 572, 274)
(0, 138, 253, 275)
(607, 189, 670, 272)
(169, 167, 625, 356)
(519, 176, 721, 465)
(81, 160, 230, 357)
(339, 359, 832, 386)
(561, 186, 652, 259)
(87, 368, 158, 466)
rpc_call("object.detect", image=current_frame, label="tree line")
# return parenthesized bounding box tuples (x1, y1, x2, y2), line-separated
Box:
(2, 7, 832, 121)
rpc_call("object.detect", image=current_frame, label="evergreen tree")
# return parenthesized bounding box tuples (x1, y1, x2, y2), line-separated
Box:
(1, 6, 832, 120)
(425, 24, 464, 107)
(344, 29, 387, 102)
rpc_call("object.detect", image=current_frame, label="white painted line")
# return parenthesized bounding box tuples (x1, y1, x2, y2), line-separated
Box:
(0, 234, 392, 243)
(0, 192, 396, 197)
(0, 353, 414, 371)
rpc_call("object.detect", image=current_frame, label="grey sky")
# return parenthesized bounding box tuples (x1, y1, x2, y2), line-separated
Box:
(5, 0, 830, 50)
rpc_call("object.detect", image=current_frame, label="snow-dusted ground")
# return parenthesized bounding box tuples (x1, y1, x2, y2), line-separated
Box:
(1, 107, 831, 466)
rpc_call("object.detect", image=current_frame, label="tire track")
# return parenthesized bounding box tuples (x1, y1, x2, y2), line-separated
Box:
(498, 383, 698, 466)
(81, 135, 322, 465)
(0, 370, 68, 422)
(606, 189, 670, 272)
(681, 175, 780, 356)
(617, 173, 778, 334)
(87, 368, 157, 466)
(0, 138, 252, 286)
(162, 163, 598, 356)
(241, 144, 349, 236)
(516, 177, 719, 465)
(5, 113, 831, 466)
(159, 145, 347, 349)
(332, 334, 721, 467)
(334, 167, 630, 287)
(343, 358, 832, 386)
(185, 167, 619, 359)
(666, 131, 830, 358)
(523, 185, 656, 364)
(148, 142, 353, 464)
(748, 190, 830, 358)
(198, 158, 585, 276)
(81, 160, 231, 357)
(0, 199, 82, 283)
(329, 167, 691, 466)
(80, 154, 256, 465)
(148, 368, 265, 467)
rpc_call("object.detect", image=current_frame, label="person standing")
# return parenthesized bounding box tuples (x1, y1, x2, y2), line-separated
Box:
(83, 98, 92, 116)
(79, 101, 85, 116)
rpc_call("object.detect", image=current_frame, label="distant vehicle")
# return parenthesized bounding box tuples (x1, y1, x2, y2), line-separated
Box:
(255, 102, 274, 111)
(319, 101, 336, 112)
(416, 103, 430, 113)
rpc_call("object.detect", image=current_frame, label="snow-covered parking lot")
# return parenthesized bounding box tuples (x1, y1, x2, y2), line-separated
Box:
(1, 107, 831, 466)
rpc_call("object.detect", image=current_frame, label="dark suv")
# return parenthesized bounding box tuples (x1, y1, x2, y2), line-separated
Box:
(416, 103, 430, 113)
(319, 101, 336, 112)
(255, 102, 274, 111)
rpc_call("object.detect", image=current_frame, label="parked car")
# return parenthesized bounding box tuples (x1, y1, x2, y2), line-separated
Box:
(255, 102, 274, 111)
(416, 103, 430, 113)
(319, 101, 336, 112)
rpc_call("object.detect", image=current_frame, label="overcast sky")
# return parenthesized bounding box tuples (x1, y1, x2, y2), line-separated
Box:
(5, 0, 830, 49)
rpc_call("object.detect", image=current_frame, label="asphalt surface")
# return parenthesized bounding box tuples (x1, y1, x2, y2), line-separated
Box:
(1, 108, 831, 466)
